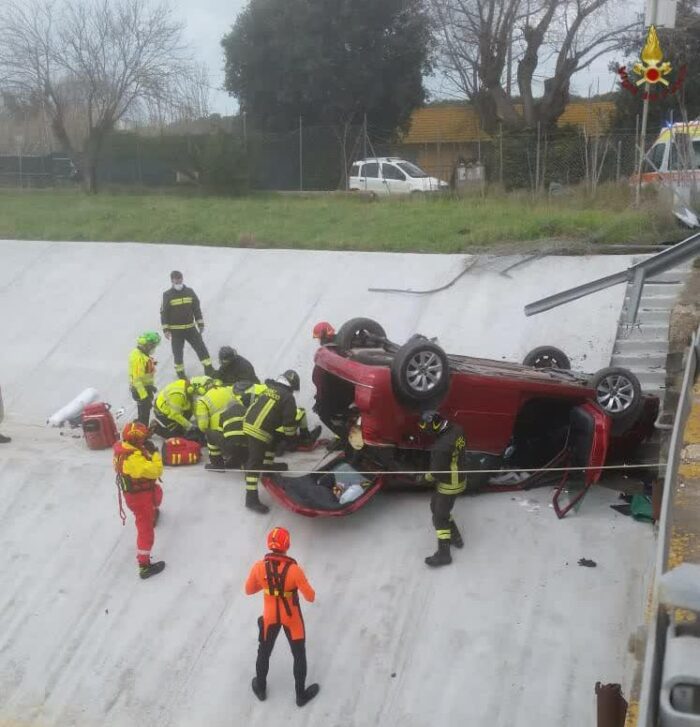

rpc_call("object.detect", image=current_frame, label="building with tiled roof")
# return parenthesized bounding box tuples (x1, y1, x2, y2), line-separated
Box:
(395, 100, 615, 180)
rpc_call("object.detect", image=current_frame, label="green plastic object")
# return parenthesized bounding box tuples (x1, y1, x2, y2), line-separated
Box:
(630, 494, 654, 523)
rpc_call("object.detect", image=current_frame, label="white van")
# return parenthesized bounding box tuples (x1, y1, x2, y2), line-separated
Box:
(638, 121, 700, 187)
(348, 157, 448, 197)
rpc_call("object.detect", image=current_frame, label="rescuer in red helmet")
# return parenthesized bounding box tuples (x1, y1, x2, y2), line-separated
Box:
(245, 526, 320, 707)
(113, 421, 165, 579)
(312, 321, 335, 345)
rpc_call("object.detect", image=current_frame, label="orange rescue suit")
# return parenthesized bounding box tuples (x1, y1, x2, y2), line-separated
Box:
(245, 554, 315, 640)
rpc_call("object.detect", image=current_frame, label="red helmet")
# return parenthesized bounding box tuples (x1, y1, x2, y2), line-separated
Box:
(312, 321, 335, 342)
(267, 526, 291, 553)
(122, 420, 150, 445)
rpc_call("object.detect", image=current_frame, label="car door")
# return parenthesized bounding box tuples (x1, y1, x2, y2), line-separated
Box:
(381, 162, 410, 195)
(348, 161, 363, 191)
(552, 402, 610, 518)
(362, 162, 382, 195)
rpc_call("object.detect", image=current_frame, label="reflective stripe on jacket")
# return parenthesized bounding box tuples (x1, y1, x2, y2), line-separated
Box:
(195, 386, 240, 432)
(243, 381, 297, 443)
(428, 422, 467, 495)
(160, 285, 203, 331)
(154, 380, 192, 429)
(129, 348, 156, 399)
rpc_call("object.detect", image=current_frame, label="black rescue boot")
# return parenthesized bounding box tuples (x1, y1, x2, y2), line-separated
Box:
(139, 561, 166, 579)
(245, 489, 270, 515)
(450, 522, 464, 549)
(205, 455, 226, 471)
(296, 683, 320, 707)
(263, 461, 288, 472)
(0, 433, 11, 444)
(251, 677, 266, 701)
(425, 540, 452, 568)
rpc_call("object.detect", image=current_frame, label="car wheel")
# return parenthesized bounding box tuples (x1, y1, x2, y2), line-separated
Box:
(335, 318, 387, 352)
(391, 339, 450, 406)
(590, 367, 643, 421)
(523, 346, 571, 370)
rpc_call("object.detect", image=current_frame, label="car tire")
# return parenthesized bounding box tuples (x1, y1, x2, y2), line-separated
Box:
(335, 318, 387, 353)
(391, 338, 450, 406)
(523, 346, 571, 370)
(590, 367, 643, 421)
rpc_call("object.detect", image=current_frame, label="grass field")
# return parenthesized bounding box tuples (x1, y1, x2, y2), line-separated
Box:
(0, 187, 677, 251)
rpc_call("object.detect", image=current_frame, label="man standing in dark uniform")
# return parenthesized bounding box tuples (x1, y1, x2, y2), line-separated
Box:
(418, 410, 466, 568)
(160, 271, 215, 379)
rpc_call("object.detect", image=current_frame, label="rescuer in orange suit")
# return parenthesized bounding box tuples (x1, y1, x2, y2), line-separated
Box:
(245, 527, 320, 707)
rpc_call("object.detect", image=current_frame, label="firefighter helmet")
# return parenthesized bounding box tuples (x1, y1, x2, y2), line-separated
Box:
(267, 526, 291, 553)
(276, 369, 300, 392)
(137, 331, 161, 348)
(312, 321, 335, 342)
(122, 420, 150, 445)
(187, 375, 213, 396)
(418, 409, 448, 434)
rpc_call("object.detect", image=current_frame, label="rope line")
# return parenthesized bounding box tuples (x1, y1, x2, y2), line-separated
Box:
(236, 462, 666, 477)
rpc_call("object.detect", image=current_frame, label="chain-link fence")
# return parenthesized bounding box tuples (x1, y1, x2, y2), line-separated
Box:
(0, 117, 664, 196)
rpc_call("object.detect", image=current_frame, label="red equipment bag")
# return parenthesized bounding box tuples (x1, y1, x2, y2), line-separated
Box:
(162, 437, 202, 466)
(82, 402, 118, 450)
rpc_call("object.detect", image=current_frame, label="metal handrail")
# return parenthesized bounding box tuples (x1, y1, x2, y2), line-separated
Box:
(637, 323, 700, 726)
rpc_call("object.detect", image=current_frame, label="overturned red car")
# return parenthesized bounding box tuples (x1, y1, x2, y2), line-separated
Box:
(262, 318, 659, 518)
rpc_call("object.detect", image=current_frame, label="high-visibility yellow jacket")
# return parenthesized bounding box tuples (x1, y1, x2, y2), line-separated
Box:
(113, 441, 163, 492)
(195, 386, 240, 432)
(155, 380, 192, 430)
(128, 347, 156, 400)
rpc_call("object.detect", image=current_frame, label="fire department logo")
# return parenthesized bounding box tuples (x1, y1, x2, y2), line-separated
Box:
(617, 25, 687, 101)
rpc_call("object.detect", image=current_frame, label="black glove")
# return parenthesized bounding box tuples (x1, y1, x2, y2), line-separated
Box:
(142, 439, 157, 454)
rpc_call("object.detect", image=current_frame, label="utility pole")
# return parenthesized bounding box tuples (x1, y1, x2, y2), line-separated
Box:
(363, 113, 368, 160)
(635, 0, 658, 207)
(299, 115, 303, 192)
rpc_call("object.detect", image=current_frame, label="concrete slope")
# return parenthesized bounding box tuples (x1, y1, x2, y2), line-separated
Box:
(0, 241, 653, 727)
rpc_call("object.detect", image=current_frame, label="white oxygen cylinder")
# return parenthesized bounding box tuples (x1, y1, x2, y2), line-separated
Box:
(47, 388, 100, 427)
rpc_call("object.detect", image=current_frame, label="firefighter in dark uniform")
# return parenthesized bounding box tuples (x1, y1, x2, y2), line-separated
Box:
(242, 370, 300, 514)
(160, 270, 214, 379)
(419, 410, 466, 567)
(215, 346, 259, 386)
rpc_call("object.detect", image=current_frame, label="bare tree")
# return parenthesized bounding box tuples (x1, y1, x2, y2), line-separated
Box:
(429, 0, 635, 132)
(0, 0, 200, 192)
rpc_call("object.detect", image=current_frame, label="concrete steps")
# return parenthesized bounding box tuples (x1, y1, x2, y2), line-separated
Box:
(610, 257, 693, 405)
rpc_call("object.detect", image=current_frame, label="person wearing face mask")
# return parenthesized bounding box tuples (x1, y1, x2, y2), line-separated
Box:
(160, 270, 215, 379)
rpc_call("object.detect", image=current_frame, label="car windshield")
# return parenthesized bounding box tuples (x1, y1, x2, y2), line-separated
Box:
(397, 161, 428, 178)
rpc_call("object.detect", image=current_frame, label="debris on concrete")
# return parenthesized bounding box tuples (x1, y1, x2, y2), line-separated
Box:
(578, 558, 598, 568)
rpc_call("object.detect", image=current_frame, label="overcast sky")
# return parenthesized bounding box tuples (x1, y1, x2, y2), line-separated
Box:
(171, 0, 644, 117)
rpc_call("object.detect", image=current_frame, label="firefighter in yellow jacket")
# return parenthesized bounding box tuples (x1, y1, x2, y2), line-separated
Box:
(129, 331, 160, 425)
(193, 380, 241, 470)
(151, 376, 210, 444)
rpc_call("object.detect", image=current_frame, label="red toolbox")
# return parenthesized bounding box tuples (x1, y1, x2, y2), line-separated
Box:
(82, 402, 118, 450)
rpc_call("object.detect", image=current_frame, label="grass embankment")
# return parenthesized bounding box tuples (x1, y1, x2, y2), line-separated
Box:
(0, 187, 676, 251)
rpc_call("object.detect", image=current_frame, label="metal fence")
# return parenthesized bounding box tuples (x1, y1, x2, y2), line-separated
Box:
(0, 122, 660, 195)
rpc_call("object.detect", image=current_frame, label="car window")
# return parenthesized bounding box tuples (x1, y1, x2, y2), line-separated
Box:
(363, 162, 379, 178)
(397, 161, 428, 178)
(644, 143, 666, 172)
(669, 136, 700, 170)
(350, 162, 361, 177)
(382, 163, 406, 181)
